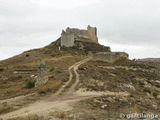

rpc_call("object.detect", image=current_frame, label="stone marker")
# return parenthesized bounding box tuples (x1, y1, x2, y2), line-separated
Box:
(35, 61, 48, 87)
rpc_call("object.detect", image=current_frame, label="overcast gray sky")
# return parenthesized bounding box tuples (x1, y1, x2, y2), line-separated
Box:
(0, 0, 160, 60)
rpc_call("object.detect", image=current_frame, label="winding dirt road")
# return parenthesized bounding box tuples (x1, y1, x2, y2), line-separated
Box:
(0, 57, 92, 119)
(67, 57, 92, 94)
(54, 57, 92, 96)
(0, 57, 130, 120)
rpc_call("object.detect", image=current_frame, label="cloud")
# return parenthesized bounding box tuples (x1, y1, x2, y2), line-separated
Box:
(0, 0, 160, 60)
(31, 0, 99, 9)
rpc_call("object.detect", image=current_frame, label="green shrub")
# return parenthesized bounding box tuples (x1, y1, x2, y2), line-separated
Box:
(56, 69, 63, 73)
(18, 75, 22, 79)
(25, 81, 35, 89)
(25, 54, 30, 57)
(139, 81, 145, 86)
(49, 67, 55, 72)
(38, 90, 46, 95)
(143, 88, 151, 94)
(38, 88, 51, 95)
(44, 50, 51, 54)
(153, 92, 158, 97)
(0, 68, 4, 72)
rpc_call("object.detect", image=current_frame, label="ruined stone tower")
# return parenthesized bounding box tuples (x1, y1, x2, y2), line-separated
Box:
(35, 61, 48, 87)
(60, 25, 98, 47)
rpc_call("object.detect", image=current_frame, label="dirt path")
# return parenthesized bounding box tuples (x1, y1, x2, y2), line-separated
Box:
(0, 91, 130, 120)
(53, 57, 92, 96)
(0, 57, 131, 120)
(0, 57, 92, 119)
(53, 63, 74, 96)
(67, 57, 92, 94)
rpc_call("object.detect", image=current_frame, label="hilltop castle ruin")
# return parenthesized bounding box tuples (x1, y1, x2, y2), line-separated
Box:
(57, 25, 129, 62)
(60, 25, 98, 47)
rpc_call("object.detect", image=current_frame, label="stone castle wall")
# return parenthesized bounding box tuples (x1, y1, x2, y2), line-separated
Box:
(61, 34, 75, 47)
(91, 52, 129, 63)
(60, 25, 98, 47)
(87, 25, 98, 43)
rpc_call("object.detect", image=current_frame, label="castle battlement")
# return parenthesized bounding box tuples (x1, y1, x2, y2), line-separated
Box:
(60, 25, 98, 47)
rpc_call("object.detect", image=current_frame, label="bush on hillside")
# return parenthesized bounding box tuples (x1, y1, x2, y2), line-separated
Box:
(25, 54, 30, 57)
(25, 81, 35, 89)
(49, 67, 55, 72)
(0, 68, 4, 72)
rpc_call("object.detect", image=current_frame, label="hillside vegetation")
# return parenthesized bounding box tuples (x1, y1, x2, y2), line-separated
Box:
(0, 40, 160, 120)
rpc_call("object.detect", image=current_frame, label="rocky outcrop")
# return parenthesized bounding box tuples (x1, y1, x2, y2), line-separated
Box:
(137, 58, 160, 68)
(35, 61, 48, 87)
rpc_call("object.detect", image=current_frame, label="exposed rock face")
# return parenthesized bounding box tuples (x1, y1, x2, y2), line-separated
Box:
(91, 52, 129, 63)
(137, 58, 160, 68)
(35, 61, 48, 87)
(61, 25, 98, 47)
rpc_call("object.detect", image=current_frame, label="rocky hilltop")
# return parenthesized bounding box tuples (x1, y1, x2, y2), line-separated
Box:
(0, 26, 160, 120)
(138, 58, 160, 68)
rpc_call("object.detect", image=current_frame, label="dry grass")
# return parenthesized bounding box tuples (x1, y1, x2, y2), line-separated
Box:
(0, 43, 85, 99)
(0, 103, 15, 115)
(8, 114, 44, 120)
(8, 112, 74, 120)
(50, 111, 73, 119)
(36, 79, 62, 94)
(62, 69, 76, 93)
(75, 59, 160, 117)
(0, 62, 81, 100)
